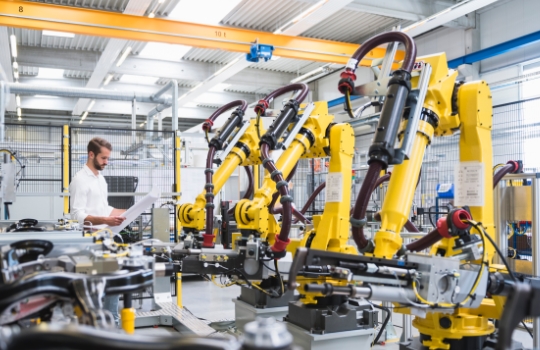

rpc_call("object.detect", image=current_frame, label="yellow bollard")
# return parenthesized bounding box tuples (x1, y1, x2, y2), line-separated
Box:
(176, 273, 182, 307)
(120, 307, 136, 334)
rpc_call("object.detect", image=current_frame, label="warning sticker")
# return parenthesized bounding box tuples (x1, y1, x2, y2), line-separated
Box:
(454, 162, 484, 207)
(325, 173, 343, 203)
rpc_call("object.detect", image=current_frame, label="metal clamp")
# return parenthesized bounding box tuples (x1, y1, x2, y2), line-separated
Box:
(350, 217, 367, 227)
(280, 102, 315, 150)
(216, 120, 250, 162)
(395, 63, 432, 161)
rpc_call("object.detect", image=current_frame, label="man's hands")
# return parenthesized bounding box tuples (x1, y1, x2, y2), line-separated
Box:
(103, 216, 126, 226)
(83, 215, 126, 226)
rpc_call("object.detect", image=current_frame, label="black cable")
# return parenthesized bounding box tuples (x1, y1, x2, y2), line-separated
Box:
(369, 302, 391, 345)
(274, 259, 284, 296)
(344, 91, 356, 119)
(255, 112, 262, 140)
(467, 221, 533, 339)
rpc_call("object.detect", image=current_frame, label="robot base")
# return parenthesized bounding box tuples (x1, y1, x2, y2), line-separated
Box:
(233, 298, 289, 331)
(286, 322, 374, 350)
(399, 335, 525, 350)
(285, 297, 376, 334)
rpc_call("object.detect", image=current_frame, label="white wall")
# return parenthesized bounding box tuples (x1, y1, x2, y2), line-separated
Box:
(480, 0, 540, 72)
(480, 65, 521, 105)
(415, 27, 467, 61)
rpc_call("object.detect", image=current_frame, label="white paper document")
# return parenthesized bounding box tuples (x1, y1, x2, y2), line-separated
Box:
(106, 187, 161, 233)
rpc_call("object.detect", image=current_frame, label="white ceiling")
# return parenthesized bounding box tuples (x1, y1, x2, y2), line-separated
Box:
(1, 0, 482, 129)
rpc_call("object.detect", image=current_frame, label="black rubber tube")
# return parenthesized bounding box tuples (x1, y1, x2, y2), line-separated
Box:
(261, 143, 293, 252)
(255, 83, 309, 113)
(494, 161, 518, 188)
(406, 160, 519, 252)
(346, 31, 417, 78)
(291, 181, 326, 224)
(201, 101, 249, 247)
(269, 164, 298, 213)
(351, 162, 383, 250)
(202, 100, 248, 132)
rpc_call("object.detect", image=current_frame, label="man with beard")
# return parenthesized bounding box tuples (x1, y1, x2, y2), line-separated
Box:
(69, 137, 126, 326)
(70, 137, 126, 227)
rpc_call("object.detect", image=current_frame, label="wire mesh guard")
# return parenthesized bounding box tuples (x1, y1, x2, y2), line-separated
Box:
(3, 124, 63, 195)
(70, 127, 176, 241)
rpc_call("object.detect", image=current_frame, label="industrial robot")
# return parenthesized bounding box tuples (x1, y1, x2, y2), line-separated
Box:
(285, 30, 523, 350)
(144, 80, 382, 341)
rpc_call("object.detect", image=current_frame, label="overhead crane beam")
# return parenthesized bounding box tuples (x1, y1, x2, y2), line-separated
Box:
(0, 0, 404, 65)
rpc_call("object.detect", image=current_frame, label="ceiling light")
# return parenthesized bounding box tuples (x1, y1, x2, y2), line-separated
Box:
(17, 108, 21, 117)
(148, 12, 155, 18)
(13, 71, 19, 80)
(184, 102, 198, 108)
(87, 100, 96, 111)
(168, 0, 241, 25)
(274, 0, 327, 34)
(15, 95, 20, 107)
(42, 30, 75, 38)
(116, 46, 132, 67)
(120, 74, 159, 85)
(81, 111, 88, 121)
(209, 83, 231, 92)
(12, 62, 18, 70)
(37, 68, 65, 79)
(103, 74, 114, 86)
(139, 42, 192, 62)
(10, 35, 17, 58)
(158, 0, 165, 3)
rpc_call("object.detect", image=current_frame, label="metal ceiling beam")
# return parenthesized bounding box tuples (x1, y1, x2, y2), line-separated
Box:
(346, 0, 477, 30)
(0, 0, 402, 65)
(402, 0, 499, 38)
(276, 0, 355, 36)
(72, 0, 153, 116)
(171, 0, 356, 120)
(8, 111, 201, 130)
(17, 47, 296, 88)
(17, 77, 256, 119)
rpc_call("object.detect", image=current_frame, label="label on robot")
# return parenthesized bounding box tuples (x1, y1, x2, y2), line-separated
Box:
(454, 162, 484, 207)
(325, 173, 343, 203)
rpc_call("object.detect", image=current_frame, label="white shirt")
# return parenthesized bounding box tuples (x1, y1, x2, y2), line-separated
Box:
(70, 164, 114, 225)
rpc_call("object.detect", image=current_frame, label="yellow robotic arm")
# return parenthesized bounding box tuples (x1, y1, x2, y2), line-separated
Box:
(178, 100, 263, 246)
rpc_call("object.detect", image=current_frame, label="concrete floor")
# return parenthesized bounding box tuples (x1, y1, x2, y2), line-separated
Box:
(134, 278, 534, 350)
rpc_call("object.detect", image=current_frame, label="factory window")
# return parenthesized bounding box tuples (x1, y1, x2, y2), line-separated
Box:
(521, 60, 540, 99)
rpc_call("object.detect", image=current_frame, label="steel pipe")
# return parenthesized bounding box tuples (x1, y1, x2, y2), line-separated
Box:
(7, 83, 171, 105)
